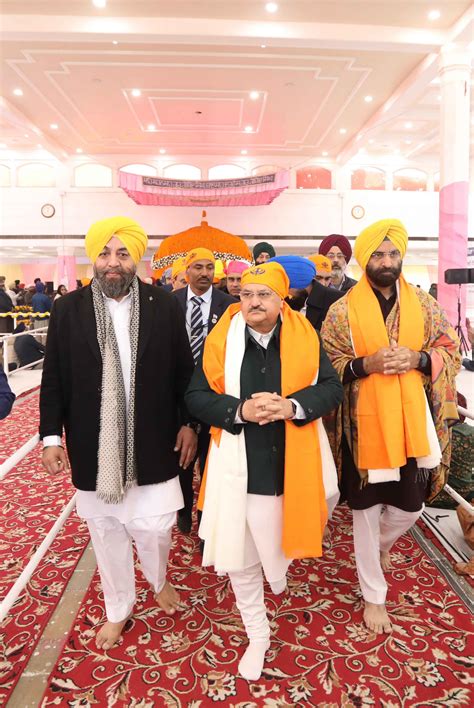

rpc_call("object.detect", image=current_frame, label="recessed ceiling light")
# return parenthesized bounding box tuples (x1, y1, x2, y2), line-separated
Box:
(394, 148, 401, 154)
(76, 148, 83, 153)
(364, 95, 373, 103)
(50, 123, 59, 130)
(404, 121, 413, 129)
(244, 125, 253, 133)
(322, 151, 328, 156)
(404, 139, 413, 145)
(131, 89, 141, 97)
(0, 143, 7, 149)
(159, 148, 166, 154)
(147, 124, 156, 131)
(339, 128, 347, 134)
(265, 2, 278, 13)
(428, 10, 441, 21)
(24, 133, 29, 138)
(92, 0, 107, 8)
(368, 138, 375, 144)
(37, 143, 42, 148)
(112, 40, 118, 45)
(437, 94, 441, 101)
(260, 44, 267, 49)
(249, 91, 260, 100)
(241, 149, 248, 155)
(13, 88, 23, 96)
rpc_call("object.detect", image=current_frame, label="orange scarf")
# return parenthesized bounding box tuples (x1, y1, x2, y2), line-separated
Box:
(198, 302, 327, 559)
(347, 274, 430, 470)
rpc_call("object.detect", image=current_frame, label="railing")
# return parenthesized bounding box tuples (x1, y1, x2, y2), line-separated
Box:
(1, 326, 48, 378)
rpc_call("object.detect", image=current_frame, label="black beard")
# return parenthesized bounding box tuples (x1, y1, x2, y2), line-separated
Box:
(286, 290, 307, 311)
(93, 266, 136, 298)
(366, 261, 402, 288)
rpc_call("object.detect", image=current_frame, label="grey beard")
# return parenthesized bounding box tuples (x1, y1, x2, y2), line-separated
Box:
(93, 267, 136, 298)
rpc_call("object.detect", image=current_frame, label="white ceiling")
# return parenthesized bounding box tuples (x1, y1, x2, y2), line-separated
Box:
(1, 1, 473, 169)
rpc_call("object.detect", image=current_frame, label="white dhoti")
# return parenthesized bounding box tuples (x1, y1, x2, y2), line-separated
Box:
(352, 503, 423, 604)
(77, 479, 183, 622)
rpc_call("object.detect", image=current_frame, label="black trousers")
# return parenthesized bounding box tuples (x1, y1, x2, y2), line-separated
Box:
(178, 427, 210, 520)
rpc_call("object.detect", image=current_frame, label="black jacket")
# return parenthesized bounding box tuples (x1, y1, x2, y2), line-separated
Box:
(173, 285, 236, 336)
(0, 364, 15, 419)
(39, 282, 194, 491)
(14, 334, 45, 367)
(305, 279, 345, 332)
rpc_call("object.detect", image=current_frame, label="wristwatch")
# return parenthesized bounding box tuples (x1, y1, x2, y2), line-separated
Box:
(186, 421, 202, 434)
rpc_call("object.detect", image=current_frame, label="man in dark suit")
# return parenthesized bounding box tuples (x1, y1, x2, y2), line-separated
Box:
(12, 323, 45, 368)
(173, 247, 236, 532)
(0, 363, 15, 419)
(40, 217, 196, 650)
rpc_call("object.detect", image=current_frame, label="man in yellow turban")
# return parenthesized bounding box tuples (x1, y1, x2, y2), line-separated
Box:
(173, 246, 235, 535)
(40, 216, 197, 650)
(171, 256, 188, 291)
(321, 219, 461, 635)
(186, 261, 342, 681)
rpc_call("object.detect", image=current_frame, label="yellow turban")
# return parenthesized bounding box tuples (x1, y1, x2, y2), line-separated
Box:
(85, 217, 148, 264)
(185, 247, 215, 268)
(308, 254, 332, 274)
(213, 260, 226, 283)
(354, 219, 408, 270)
(171, 256, 187, 279)
(241, 262, 289, 300)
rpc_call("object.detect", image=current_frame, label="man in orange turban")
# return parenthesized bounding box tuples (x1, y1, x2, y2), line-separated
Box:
(321, 219, 461, 635)
(41, 216, 197, 649)
(309, 254, 333, 287)
(186, 261, 342, 681)
(171, 256, 188, 291)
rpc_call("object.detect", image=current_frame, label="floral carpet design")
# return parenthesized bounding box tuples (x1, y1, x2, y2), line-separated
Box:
(0, 388, 41, 464)
(40, 506, 473, 707)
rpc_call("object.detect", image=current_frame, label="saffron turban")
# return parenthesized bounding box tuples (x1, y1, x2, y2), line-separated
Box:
(308, 254, 332, 274)
(253, 241, 276, 260)
(319, 234, 352, 262)
(85, 217, 148, 264)
(184, 248, 215, 268)
(241, 262, 289, 300)
(171, 256, 187, 279)
(269, 255, 316, 289)
(354, 218, 408, 270)
(226, 260, 250, 275)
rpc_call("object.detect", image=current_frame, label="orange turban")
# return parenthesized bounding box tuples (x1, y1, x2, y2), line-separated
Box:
(355, 219, 408, 270)
(185, 248, 215, 268)
(308, 254, 332, 274)
(241, 262, 289, 299)
(85, 217, 148, 264)
(171, 257, 187, 279)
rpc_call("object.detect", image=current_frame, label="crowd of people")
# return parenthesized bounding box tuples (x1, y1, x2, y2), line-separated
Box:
(10, 215, 461, 681)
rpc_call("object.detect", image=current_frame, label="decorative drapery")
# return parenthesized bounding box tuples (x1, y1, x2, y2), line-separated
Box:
(119, 171, 289, 207)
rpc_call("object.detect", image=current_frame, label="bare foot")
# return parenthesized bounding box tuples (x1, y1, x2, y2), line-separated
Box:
(363, 602, 392, 634)
(380, 551, 393, 572)
(155, 580, 180, 615)
(96, 616, 131, 650)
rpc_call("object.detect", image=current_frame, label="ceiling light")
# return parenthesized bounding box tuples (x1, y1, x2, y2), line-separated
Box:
(13, 88, 23, 96)
(437, 94, 441, 101)
(265, 2, 278, 13)
(50, 123, 59, 130)
(131, 89, 141, 97)
(159, 148, 166, 154)
(92, 0, 107, 8)
(260, 44, 267, 49)
(249, 91, 260, 100)
(339, 128, 347, 134)
(244, 125, 253, 133)
(241, 149, 248, 155)
(0, 143, 7, 149)
(364, 95, 373, 103)
(322, 151, 328, 156)
(24, 133, 29, 137)
(76, 148, 83, 153)
(428, 10, 441, 21)
(404, 139, 412, 145)
(147, 124, 156, 131)
(368, 138, 375, 144)
(404, 121, 413, 129)
(394, 148, 401, 154)
(37, 143, 42, 148)
(112, 40, 118, 45)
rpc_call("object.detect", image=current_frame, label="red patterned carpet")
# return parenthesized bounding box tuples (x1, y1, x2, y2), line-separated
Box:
(40, 506, 473, 707)
(0, 389, 41, 464)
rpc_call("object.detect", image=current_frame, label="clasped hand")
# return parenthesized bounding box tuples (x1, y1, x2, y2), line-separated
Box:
(241, 392, 294, 426)
(365, 339, 420, 376)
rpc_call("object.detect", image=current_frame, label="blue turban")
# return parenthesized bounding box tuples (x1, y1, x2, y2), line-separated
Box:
(269, 255, 316, 289)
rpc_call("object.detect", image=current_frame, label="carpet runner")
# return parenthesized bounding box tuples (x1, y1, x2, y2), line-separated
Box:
(40, 506, 473, 707)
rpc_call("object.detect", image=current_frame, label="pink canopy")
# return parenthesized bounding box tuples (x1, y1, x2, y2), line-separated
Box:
(119, 171, 289, 207)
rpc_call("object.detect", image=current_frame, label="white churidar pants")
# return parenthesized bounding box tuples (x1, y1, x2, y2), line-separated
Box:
(228, 494, 291, 643)
(352, 503, 423, 604)
(86, 511, 176, 622)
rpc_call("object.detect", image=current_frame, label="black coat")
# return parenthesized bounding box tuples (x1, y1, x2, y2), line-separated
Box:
(305, 279, 345, 332)
(173, 285, 236, 335)
(0, 364, 15, 419)
(39, 282, 194, 491)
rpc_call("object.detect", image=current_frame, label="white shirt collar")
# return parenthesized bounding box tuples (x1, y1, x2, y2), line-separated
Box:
(247, 323, 277, 349)
(101, 289, 132, 306)
(187, 285, 212, 303)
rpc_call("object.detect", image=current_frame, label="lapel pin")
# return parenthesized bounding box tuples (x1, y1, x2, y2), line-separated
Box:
(149, 296, 153, 301)
(211, 314, 218, 324)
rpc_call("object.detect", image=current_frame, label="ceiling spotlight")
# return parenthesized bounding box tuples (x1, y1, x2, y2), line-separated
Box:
(241, 149, 248, 155)
(13, 88, 23, 96)
(112, 40, 118, 45)
(404, 139, 413, 145)
(244, 125, 253, 133)
(24, 133, 29, 137)
(364, 95, 373, 103)
(260, 44, 267, 49)
(50, 123, 59, 130)
(428, 10, 441, 21)
(131, 89, 141, 97)
(368, 138, 375, 144)
(159, 148, 166, 154)
(249, 91, 260, 100)
(437, 94, 441, 101)
(322, 151, 328, 156)
(76, 148, 83, 153)
(404, 121, 413, 129)
(92, 0, 107, 8)
(339, 128, 347, 134)
(37, 143, 42, 148)
(147, 124, 156, 131)
(265, 2, 279, 13)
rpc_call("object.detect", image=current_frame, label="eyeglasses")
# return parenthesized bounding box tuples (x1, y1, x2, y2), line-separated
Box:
(370, 250, 401, 261)
(326, 252, 346, 261)
(240, 290, 274, 300)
